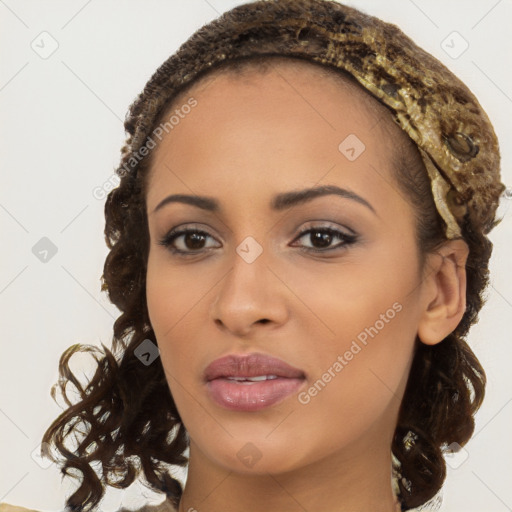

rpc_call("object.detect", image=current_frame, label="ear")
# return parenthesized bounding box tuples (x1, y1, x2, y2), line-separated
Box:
(417, 238, 469, 346)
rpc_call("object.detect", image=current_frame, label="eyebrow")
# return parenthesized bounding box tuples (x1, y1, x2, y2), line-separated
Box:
(151, 184, 377, 216)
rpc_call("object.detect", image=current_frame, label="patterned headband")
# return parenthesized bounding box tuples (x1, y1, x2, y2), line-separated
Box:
(130, 0, 505, 238)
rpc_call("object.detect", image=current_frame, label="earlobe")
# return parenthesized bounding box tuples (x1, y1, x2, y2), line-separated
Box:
(417, 239, 469, 346)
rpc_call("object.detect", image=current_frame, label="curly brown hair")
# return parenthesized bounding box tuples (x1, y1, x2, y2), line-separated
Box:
(40, 1, 505, 510)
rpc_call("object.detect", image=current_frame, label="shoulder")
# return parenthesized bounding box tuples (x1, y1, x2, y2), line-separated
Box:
(118, 502, 178, 512)
(0, 502, 177, 512)
(0, 505, 39, 512)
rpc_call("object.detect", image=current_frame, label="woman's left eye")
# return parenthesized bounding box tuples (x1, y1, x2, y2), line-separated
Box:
(290, 227, 358, 252)
(158, 225, 358, 257)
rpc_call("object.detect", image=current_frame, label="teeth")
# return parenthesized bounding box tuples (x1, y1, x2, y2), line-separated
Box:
(227, 375, 279, 382)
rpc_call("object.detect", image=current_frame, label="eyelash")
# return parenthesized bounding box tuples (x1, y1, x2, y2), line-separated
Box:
(158, 224, 358, 257)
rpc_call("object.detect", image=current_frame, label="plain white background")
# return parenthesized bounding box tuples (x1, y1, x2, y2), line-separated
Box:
(1, 1, 511, 510)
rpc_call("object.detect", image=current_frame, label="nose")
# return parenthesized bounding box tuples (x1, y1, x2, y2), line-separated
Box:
(210, 247, 289, 337)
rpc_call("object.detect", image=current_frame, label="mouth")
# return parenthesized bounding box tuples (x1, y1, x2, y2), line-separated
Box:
(204, 352, 306, 412)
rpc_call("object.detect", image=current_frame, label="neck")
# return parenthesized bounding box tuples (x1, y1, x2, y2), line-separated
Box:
(178, 435, 401, 512)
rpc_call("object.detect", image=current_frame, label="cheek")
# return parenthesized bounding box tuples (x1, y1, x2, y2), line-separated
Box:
(146, 252, 214, 336)
(288, 248, 420, 399)
(146, 256, 191, 368)
(146, 255, 218, 395)
(294, 299, 417, 454)
(275, 245, 419, 347)
(293, 256, 419, 431)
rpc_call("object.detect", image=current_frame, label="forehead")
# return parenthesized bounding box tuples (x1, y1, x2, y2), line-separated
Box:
(178, 56, 391, 125)
(144, 57, 407, 215)
(151, 57, 399, 147)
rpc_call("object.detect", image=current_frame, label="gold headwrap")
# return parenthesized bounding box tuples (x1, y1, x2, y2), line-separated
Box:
(131, 0, 505, 237)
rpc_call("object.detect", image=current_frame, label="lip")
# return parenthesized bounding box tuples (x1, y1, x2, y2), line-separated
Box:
(204, 352, 306, 412)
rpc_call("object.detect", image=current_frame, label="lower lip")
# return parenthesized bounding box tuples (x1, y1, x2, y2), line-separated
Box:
(206, 377, 305, 411)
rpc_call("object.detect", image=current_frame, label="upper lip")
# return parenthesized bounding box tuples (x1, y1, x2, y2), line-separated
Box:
(204, 352, 306, 381)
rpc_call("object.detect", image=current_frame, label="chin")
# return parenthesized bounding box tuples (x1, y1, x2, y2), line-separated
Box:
(190, 427, 306, 474)
(217, 443, 302, 475)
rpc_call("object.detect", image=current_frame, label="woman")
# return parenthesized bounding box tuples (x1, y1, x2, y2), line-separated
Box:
(1, 0, 505, 511)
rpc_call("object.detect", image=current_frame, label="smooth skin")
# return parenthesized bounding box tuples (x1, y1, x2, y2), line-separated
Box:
(144, 59, 469, 512)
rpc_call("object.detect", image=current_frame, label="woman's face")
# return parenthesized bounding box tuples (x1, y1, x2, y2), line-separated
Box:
(145, 61, 427, 475)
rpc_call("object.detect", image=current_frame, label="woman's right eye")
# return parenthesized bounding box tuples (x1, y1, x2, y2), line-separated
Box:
(158, 228, 220, 256)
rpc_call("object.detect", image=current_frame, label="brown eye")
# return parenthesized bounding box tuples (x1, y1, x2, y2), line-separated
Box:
(158, 229, 220, 255)
(308, 229, 334, 249)
(292, 226, 358, 252)
(182, 232, 207, 250)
